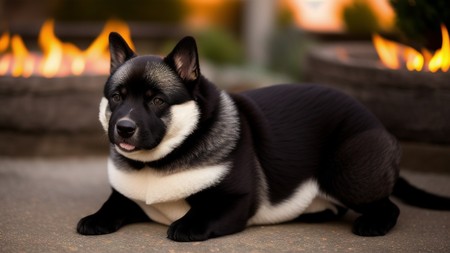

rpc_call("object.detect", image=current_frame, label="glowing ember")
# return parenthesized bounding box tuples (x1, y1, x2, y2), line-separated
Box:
(0, 19, 135, 78)
(373, 24, 450, 72)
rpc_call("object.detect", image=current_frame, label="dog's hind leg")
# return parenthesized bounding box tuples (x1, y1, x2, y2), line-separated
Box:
(351, 197, 400, 236)
(77, 188, 150, 235)
(320, 129, 401, 236)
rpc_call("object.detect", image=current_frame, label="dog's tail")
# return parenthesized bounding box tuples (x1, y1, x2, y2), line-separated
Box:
(392, 177, 450, 210)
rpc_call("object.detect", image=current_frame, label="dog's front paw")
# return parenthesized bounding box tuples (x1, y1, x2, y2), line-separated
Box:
(167, 218, 211, 242)
(77, 213, 123, 235)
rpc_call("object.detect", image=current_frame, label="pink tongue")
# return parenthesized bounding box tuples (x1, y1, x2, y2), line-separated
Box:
(119, 143, 135, 151)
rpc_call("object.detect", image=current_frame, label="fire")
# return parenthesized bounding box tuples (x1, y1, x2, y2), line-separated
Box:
(373, 24, 450, 72)
(0, 19, 134, 78)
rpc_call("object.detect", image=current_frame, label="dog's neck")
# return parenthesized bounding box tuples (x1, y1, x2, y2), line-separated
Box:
(147, 89, 240, 169)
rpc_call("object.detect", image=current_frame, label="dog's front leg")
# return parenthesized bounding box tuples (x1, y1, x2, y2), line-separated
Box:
(167, 194, 250, 242)
(77, 188, 150, 235)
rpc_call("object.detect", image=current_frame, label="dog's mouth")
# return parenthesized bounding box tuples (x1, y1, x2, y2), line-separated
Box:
(117, 142, 137, 152)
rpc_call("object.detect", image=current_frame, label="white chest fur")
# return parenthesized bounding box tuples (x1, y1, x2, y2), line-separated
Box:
(107, 159, 230, 224)
(108, 159, 230, 204)
(137, 200, 190, 226)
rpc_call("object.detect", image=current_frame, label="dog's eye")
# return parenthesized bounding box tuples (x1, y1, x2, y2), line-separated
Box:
(152, 97, 165, 106)
(111, 93, 122, 103)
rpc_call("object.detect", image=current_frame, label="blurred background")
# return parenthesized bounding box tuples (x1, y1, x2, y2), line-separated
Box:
(0, 0, 449, 172)
(4, 0, 448, 81)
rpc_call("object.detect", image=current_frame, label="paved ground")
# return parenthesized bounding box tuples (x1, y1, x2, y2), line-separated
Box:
(1, 156, 449, 252)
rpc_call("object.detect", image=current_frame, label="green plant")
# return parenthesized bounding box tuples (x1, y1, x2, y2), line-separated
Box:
(342, 0, 380, 36)
(194, 28, 244, 65)
(268, 28, 315, 81)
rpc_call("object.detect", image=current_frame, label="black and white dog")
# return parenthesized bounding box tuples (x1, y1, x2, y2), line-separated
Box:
(77, 33, 450, 241)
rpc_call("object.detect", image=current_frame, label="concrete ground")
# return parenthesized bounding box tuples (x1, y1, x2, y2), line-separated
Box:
(1, 156, 449, 253)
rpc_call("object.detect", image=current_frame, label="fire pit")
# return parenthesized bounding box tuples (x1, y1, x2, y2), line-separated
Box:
(0, 75, 107, 156)
(305, 42, 450, 144)
(0, 75, 104, 132)
(0, 20, 135, 156)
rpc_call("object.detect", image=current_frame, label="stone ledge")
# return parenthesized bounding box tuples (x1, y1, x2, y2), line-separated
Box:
(0, 75, 105, 132)
(0, 130, 108, 157)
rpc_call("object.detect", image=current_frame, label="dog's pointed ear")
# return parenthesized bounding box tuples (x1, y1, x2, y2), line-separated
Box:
(109, 32, 136, 74)
(165, 36, 200, 82)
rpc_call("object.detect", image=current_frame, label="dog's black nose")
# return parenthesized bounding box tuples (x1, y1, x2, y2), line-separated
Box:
(116, 120, 136, 138)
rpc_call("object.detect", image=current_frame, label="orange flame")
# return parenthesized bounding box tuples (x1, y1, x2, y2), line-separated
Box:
(11, 35, 32, 77)
(372, 34, 400, 69)
(373, 24, 450, 72)
(0, 32, 9, 52)
(429, 25, 450, 72)
(0, 19, 134, 78)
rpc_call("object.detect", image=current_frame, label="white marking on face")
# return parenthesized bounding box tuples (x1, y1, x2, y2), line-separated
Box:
(99, 97, 111, 132)
(107, 159, 230, 205)
(114, 100, 200, 162)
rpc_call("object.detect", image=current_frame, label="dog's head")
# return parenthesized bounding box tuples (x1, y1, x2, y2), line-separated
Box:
(100, 33, 202, 162)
